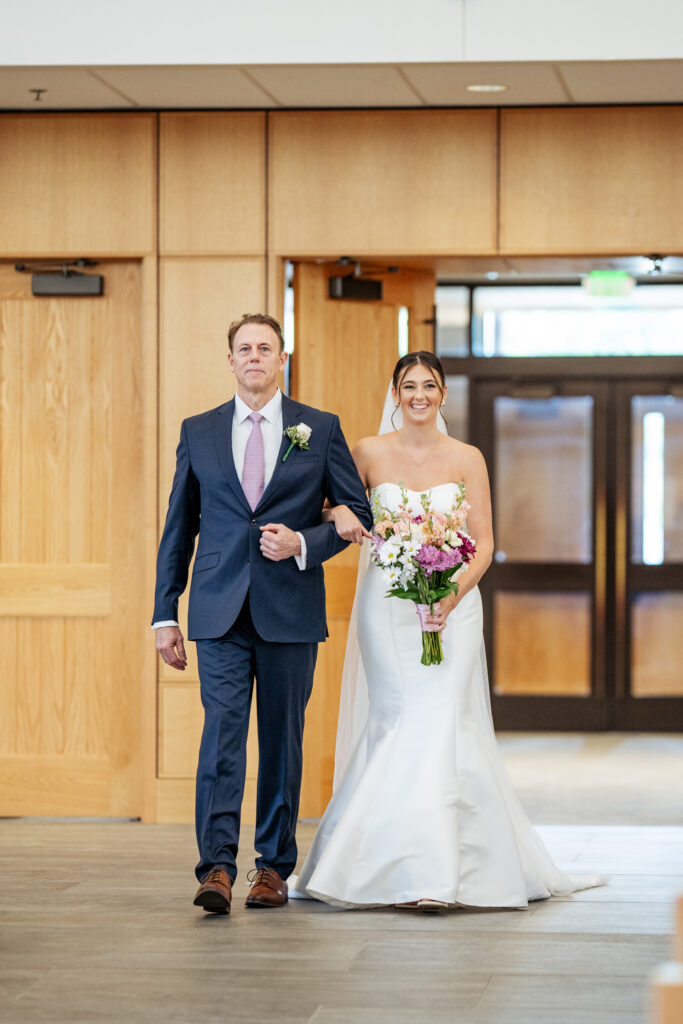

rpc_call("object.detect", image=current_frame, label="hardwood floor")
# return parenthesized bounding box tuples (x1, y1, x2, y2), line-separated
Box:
(2, 734, 682, 1022)
(1, 815, 681, 1023)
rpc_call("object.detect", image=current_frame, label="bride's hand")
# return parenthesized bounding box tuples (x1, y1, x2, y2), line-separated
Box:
(424, 592, 458, 632)
(323, 504, 373, 544)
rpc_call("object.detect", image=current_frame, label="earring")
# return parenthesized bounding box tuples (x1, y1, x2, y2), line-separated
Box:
(395, 402, 400, 408)
(440, 400, 446, 406)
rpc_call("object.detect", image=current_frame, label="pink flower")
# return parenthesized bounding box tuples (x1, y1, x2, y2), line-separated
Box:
(373, 520, 394, 539)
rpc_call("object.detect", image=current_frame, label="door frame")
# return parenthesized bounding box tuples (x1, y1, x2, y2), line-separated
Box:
(472, 376, 611, 730)
(459, 366, 683, 733)
(614, 378, 683, 730)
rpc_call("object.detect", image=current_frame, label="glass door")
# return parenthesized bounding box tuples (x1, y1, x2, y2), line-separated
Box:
(616, 381, 683, 729)
(476, 379, 610, 729)
(475, 376, 683, 731)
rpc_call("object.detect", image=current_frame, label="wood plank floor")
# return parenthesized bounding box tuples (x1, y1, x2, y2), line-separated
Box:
(1, 817, 682, 1023)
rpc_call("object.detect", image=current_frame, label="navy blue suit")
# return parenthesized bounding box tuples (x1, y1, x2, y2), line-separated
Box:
(153, 393, 372, 882)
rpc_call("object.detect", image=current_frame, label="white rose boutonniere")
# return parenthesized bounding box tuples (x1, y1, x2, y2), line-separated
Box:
(282, 423, 312, 462)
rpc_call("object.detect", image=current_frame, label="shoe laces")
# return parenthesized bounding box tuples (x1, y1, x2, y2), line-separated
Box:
(247, 867, 280, 890)
(206, 868, 227, 884)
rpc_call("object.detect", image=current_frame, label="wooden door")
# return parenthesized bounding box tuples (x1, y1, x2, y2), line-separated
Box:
(292, 261, 436, 816)
(0, 262, 147, 816)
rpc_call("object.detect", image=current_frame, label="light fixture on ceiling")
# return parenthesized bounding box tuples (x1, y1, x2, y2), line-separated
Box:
(466, 84, 507, 93)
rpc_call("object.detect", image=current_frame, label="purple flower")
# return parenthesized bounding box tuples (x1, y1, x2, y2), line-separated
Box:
(416, 544, 462, 576)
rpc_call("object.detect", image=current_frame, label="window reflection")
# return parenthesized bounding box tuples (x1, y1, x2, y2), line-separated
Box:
(435, 285, 469, 357)
(631, 395, 683, 564)
(443, 376, 468, 443)
(472, 284, 683, 357)
(494, 396, 593, 563)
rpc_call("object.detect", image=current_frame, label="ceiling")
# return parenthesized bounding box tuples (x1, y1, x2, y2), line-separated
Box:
(1, 59, 682, 110)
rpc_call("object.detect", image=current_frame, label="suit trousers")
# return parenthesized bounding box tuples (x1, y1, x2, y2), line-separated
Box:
(194, 595, 318, 883)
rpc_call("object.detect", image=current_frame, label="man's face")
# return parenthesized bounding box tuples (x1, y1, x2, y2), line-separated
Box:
(228, 323, 287, 396)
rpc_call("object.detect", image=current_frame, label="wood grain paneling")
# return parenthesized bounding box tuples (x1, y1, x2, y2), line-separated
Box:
(160, 113, 266, 256)
(0, 261, 148, 816)
(0, 565, 109, 616)
(158, 257, 265, 514)
(269, 110, 498, 256)
(292, 262, 427, 447)
(0, 114, 156, 256)
(0, 266, 110, 563)
(500, 106, 683, 254)
(0, 756, 110, 817)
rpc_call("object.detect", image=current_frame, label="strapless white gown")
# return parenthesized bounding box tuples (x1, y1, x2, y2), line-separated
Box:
(291, 483, 604, 909)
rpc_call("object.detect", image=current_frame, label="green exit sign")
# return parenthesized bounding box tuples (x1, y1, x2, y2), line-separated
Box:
(584, 270, 635, 297)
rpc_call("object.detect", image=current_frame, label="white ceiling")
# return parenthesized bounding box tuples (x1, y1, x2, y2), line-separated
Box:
(1, 60, 682, 110)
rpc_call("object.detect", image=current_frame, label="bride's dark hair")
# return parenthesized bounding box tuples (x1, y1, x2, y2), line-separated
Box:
(391, 351, 447, 430)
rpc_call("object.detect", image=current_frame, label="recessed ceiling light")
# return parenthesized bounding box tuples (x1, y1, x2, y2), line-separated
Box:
(466, 84, 507, 93)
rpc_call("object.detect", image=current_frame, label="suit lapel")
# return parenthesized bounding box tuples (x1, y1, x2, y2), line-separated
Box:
(211, 400, 253, 515)
(255, 394, 303, 511)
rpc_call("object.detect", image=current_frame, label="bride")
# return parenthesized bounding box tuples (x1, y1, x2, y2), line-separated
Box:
(290, 350, 604, 911)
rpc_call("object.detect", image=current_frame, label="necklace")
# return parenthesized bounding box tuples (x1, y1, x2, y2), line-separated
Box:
(396, 432, 442, 469)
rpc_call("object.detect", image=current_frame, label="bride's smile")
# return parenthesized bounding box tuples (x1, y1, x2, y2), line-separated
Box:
(392, 363, 448, 429)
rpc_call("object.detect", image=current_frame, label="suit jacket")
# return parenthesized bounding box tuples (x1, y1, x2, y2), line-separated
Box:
(152, 394, 372, 642)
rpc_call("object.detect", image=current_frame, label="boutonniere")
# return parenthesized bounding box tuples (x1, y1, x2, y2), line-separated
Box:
(282, 423, 312, 462)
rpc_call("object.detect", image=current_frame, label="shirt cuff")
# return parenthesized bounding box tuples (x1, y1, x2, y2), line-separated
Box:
(294, 532, 307, 570)
(152, 620, 179, 629)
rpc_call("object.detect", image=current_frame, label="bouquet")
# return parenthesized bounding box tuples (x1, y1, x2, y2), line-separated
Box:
(370, 484, 476, 666)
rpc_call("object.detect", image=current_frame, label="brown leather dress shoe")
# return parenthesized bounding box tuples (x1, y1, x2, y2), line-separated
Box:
(245, 867, 288, 908)
(193, 867, 232, 914)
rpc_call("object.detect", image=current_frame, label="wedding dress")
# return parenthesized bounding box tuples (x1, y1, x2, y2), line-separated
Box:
(290, 481, 605, 910)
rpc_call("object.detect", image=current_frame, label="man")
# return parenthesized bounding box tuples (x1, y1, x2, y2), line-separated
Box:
(152, 312, 372, 914)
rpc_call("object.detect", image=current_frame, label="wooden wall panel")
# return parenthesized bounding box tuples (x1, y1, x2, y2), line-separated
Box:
(0, 114, 156, 256)
(500, 106, 683, 254)
(269, 110, 498, 256)
(0, 565, 109, 616)
(159, 257, 265, 508)
(0, 261, 148, 815)
(160, 113, 266, 256)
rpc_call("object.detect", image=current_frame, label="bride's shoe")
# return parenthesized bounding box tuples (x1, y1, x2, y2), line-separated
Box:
(395, 899, 449, 912)
(417, 899, 448, 913)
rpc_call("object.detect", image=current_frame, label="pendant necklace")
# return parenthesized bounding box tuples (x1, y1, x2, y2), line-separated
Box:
(397, 432, 442, 469)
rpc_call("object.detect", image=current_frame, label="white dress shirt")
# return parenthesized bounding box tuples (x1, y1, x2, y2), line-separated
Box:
(152, 388, 307, 630)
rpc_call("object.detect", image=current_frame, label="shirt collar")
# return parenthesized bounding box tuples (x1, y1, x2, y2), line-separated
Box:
(234, 388, 282, 425)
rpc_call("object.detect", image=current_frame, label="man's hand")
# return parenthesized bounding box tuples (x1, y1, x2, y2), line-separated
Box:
(156, 625, 188, 670)
(259, 523, 302, 562)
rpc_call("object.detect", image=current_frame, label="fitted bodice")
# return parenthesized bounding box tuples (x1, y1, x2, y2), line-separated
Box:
(371, 481, 465, 519)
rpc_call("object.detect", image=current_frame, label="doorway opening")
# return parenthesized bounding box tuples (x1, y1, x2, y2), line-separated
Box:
(437, 279, 683, 732)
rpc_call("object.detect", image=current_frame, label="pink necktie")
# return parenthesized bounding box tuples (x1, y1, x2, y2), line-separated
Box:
(242, 412, 265, 509)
